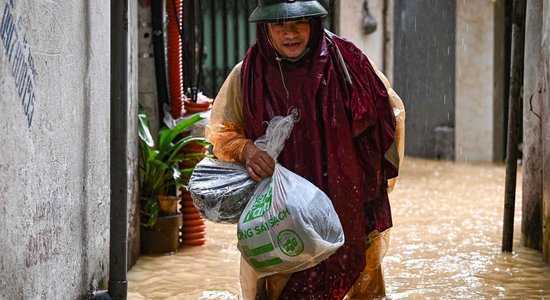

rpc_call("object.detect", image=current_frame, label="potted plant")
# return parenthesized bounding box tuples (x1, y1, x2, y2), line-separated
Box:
(138, 110, 209, 254)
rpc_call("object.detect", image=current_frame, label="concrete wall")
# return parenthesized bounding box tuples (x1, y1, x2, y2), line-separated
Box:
(338, 0, 386, 72)
(138, 1, 161, 138)
(522, 0, 543, 250)
(542, 0, 550, 262)
(347, 0, 499, 162)
(128, 0, 141, 270)
(337, 1, 503, 162)
(0, 0, 123, 298)
(455, 0, 495, 162)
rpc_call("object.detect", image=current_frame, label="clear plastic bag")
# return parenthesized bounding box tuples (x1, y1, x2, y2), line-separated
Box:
(237, 113, 345, 277)
(189, 157, 258, 223)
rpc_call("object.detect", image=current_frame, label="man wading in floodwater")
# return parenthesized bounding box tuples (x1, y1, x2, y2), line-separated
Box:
(206, 0, 405, 298)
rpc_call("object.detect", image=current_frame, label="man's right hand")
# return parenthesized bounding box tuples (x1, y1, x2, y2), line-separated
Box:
(242, 142, 275, 181)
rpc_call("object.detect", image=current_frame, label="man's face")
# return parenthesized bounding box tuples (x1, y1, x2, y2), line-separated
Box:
(267, 19, 311, 59)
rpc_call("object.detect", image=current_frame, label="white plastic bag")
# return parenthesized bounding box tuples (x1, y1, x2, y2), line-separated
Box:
(237, 113, 344, 277)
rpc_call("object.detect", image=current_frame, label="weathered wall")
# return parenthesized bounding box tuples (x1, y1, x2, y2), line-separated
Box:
(337, 0, 395, 81)
(337, 0, 503, 162)
(542, 0, 550, 262)
(138, 1, 161, 138)
(128, 0, 141, 270)
(338, 0, 386, 71)
(522, 0, 543, 250)
(0, 0, 111, 298)
(455, 0, 496, 162)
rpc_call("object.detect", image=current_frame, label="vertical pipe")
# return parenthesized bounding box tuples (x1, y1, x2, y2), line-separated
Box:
(182, 0, 192, 94)
(222, 1, 229, 76)
(245, 0, 251, 47)
(210, 0, 217, 96)
(493, 0, 512, 162)
(234, 0, 240, 65)
(329, 0, 335, 32)
(382, 0, 388, 74)
(151, 0, 169, 128)
(189, 0, 197, 101)
(110, 0, 129, 298)
(167, 0, 184, 117)
(195, 0, 204, 100)
(502, 0, 526, 252)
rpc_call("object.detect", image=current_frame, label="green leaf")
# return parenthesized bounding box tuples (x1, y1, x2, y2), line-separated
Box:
(168, 137, 207, 162)
(138, 112, 155, 148)
(142, 197, 159, 227)
(158, 114, 204, 151)
(180, 167, 195, 178)
(138, 110, 210, 220)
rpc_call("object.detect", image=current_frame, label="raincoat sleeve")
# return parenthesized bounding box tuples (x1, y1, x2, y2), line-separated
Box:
(205, 62, 252, 162)
(370, 62, 406, 193)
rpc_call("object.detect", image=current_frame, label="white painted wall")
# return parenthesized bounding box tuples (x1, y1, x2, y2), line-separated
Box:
(455, 0, 495, 162)
(338, 0, 497, 162)
(0, 0, 136, 297)
(338, 0, 386, 73)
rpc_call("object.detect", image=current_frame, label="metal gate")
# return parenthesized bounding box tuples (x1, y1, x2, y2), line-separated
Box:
(194, 0, 335, 98)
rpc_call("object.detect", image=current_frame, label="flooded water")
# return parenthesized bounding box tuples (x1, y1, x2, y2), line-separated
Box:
(127, 158, 550, 299)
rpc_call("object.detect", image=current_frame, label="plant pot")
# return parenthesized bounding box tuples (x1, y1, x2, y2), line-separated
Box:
(182, 141, 207, 154)
(157, 195, 180, 215)
(141, 213, 183, 255)
(184, 99, 212, 115)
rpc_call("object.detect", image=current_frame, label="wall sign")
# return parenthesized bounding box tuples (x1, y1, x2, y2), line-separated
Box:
(1, 1, 38, 127)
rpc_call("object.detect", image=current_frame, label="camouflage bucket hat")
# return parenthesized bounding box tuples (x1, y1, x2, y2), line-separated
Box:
(249, 0, 328, 23)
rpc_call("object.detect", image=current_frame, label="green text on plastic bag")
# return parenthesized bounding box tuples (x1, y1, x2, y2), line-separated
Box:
(243, 184, 273, 223)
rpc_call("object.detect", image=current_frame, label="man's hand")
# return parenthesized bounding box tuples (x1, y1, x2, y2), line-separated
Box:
(242, 142, 275, 181)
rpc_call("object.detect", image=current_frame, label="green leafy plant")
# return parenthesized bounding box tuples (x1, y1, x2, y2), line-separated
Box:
(138, 110, 210, 226)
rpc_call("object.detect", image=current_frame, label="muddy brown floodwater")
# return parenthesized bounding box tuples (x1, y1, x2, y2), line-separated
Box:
(127, 158, 550, 299)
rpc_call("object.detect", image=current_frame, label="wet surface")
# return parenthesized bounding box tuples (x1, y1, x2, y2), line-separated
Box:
(127, 158, 550, 299)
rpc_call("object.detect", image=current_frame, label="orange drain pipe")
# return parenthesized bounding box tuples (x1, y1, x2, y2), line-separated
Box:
(168, 0, 207, 246)
(166, 0, 184, 119)
(180, 188, 207, 246)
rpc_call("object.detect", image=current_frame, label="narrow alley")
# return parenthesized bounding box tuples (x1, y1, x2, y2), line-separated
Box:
(127, 158, 550, 299)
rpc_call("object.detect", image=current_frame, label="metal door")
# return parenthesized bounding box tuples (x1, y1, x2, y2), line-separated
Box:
(393, 0, 456, 159)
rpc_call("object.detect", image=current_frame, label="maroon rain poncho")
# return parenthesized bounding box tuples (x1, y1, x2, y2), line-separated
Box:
(241, 18, 397, 299)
